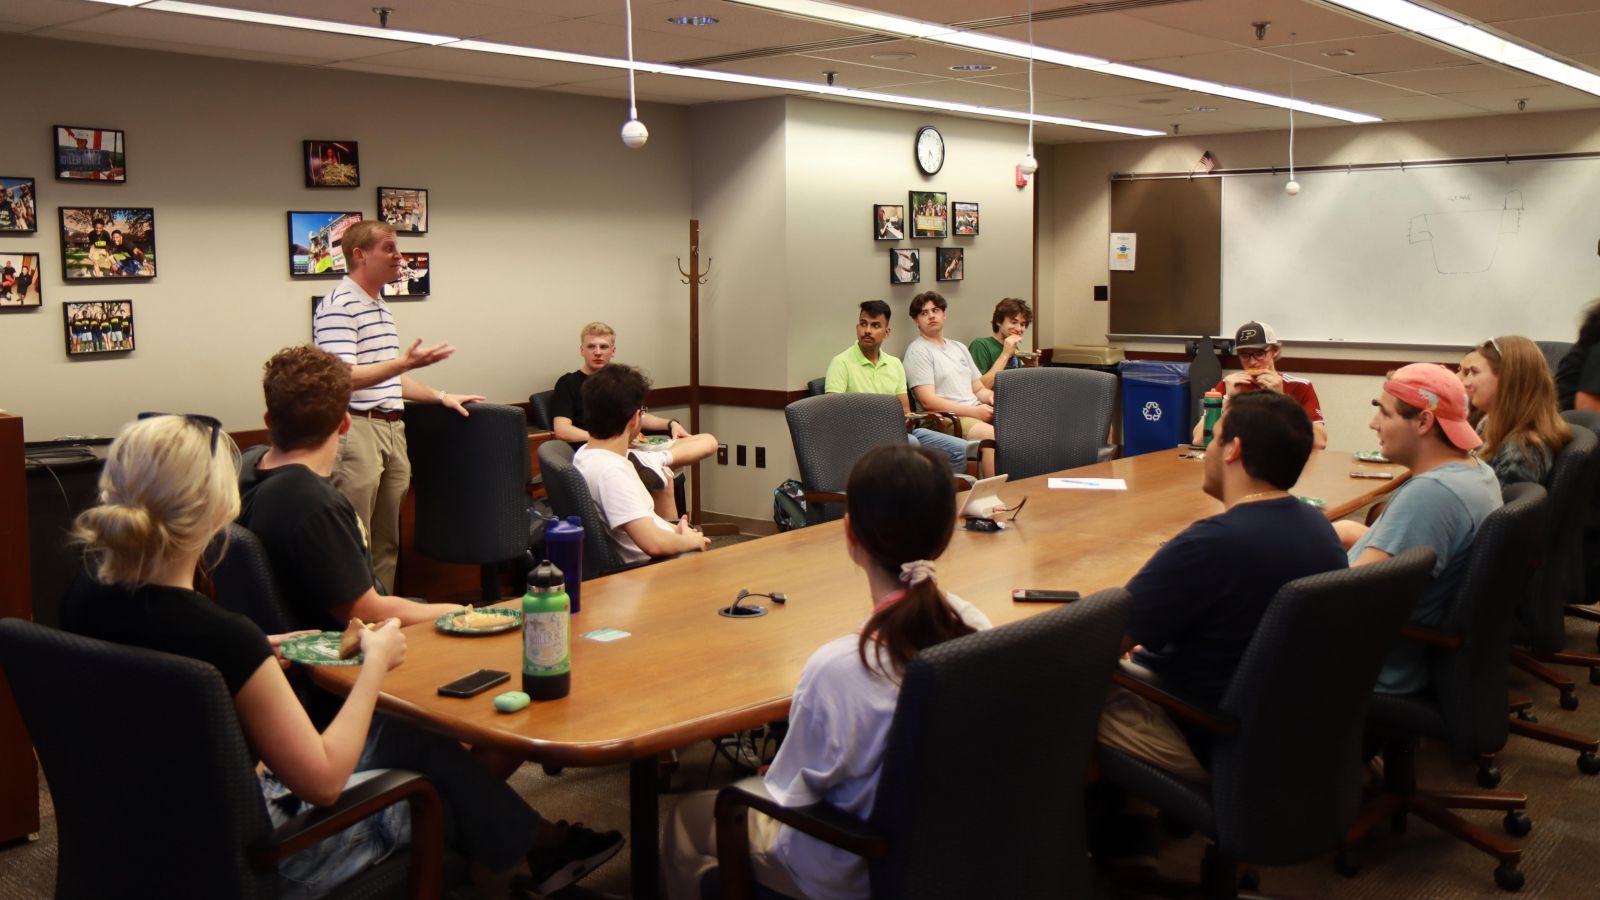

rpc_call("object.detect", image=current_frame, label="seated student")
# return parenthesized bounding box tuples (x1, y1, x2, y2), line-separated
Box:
(1103, 392, 1346, 784)
(238, 346, 465, 631)
(575, 363, 715, 562)
(1192, 321, 1327, 450)
(903, 291, 997, 477)
(824, 299, 968, 472)
(1335, 364, 1501, 695)
(969, 297, 1032, 387)
(1459, 335, 1572, 486)
(61, 415, 621, 900)
(1556, 298, 1600, 412)
(550, 321, 692, 445)
(662, 444, 991, 900)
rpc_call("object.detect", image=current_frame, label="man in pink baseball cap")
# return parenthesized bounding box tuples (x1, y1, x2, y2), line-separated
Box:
(1336, 363, 1502, 694)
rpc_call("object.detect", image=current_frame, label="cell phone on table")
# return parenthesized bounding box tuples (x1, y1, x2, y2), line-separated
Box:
(437, 669, 510, 698)
(1013, 589, 1081, 603)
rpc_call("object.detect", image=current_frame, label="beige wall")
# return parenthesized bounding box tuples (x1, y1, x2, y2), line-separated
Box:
(0, 37, 691, 442)
(1043, 108, 1600, 452)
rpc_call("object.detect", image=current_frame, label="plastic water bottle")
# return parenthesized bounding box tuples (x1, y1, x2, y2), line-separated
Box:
(522, 560, 571, 700)
(545, 516, 584, 614)
(1202, 390, 1224, 447)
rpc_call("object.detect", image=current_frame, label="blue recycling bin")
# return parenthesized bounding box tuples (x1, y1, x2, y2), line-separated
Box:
(1119, 360, 1191, 457)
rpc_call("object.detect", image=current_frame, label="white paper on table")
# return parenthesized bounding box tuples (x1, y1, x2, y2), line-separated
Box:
(1048, 477, 1128, 491)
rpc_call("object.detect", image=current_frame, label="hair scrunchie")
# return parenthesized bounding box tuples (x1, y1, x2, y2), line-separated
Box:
(899, 559, 936, 587)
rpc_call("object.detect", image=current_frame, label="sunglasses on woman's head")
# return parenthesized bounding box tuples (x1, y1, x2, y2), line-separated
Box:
(138, 412, 223, 456)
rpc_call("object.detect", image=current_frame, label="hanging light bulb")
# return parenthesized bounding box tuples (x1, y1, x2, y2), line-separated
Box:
(1019, 0, 1038, 175)
(621, 0, 648, 149)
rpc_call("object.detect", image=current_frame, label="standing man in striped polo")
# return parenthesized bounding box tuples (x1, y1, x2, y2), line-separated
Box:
(313, 220, 483, 593)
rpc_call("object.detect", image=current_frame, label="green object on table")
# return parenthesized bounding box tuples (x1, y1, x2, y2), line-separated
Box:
(1354, 450, 1390, 463)
(1202, 391, 1223, 447)
(1297, 495, 1327, 509)
(493, 691, 531, 713)
(279, 632, 362, 666)
(435, 606, 520, 635)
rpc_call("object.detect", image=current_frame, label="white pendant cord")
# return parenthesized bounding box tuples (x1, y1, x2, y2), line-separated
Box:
(1026, 0, 1035, 154)
(1288, 33, 1296, 184)
(625, 0, 638, 121)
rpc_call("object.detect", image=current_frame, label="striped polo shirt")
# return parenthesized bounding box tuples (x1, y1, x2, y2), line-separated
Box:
(313, 276, 402, 412)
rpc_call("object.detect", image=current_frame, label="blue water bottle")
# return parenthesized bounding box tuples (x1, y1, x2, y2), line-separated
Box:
(545, 516, 584, 614)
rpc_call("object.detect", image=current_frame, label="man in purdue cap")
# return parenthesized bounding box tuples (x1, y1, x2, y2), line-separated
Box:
(1335, 363, 1502, 695)
(1193, 321, 1327, 449)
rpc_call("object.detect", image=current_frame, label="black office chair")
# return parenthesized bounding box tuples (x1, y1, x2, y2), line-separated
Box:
(1100, 548, 1434, 899)
(1339, 482, 1549, 892)
(784, 393, 906, 525)
(528, 389, 556, 432)
(0, 618, 446, 900)
(1560, 412, 1600, 631)
(992, 367, 1117, 480)
(1536, 340, 1573, 376)
(805, 376, 826, 397)
(404, 402, 532, 604)
(537, 440, 659, 580)
(711, 590, 1131, 900)
(1189, 335, 1224, 428)
(208, 523, 298, 636)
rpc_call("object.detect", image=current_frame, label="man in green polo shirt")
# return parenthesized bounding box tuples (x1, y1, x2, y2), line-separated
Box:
(824, 300, 967, 471)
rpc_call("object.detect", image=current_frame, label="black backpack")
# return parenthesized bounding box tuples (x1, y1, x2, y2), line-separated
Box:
(773, 480, 807, 532)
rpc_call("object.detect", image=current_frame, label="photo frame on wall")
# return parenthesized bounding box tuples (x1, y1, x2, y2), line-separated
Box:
(873, 203, 905, 241)
(908, 190, 947, 238)
(890, 248, 920, 285)
(936, 247, 964, 282)
(54, 126, 126, 182)
(1, 252, 42, 308)
(305, 141, 360, 187)
(379, 187, 428, 233)
(383, 252, 430, 297)
(0, 177, 37, 233)
(64, 300, 134, 356)
(59, 208, 157, 280)
(953, 201, 980, 236)
(311, 295, 324, 337)
(289, 211, 363, 276)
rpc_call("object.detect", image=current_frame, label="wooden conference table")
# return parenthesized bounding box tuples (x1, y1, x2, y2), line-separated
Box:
(314, 447, 1405, 898)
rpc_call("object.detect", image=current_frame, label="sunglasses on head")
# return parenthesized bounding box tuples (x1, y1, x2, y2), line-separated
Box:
(138, 412, 223, 456)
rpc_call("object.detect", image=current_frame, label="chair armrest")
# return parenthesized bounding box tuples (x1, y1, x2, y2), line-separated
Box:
(803, 491, 846, 505)
(715, 777, 887, 899)
(250, 770, 444, 900)
(1399, 624, 1463, 649)
(1112, 660, 1239, 737)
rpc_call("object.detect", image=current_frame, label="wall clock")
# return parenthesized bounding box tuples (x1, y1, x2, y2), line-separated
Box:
(915, 125, 945, 176)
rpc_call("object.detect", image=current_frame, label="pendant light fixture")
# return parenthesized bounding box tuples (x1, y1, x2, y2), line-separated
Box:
(1018, 0, 1039, 175)
(1285, 32, 1300, 195)
(620, 0, 649, 149)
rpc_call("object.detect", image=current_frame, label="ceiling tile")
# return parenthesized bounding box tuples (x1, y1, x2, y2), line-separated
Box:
(1337, 93, 1494, 120)
(215, 0, 560, 38)
(544, 72, 782, 104)
(1133, 48, 1343, 86)
(328, 60, 558, 91)
(984, 12, 1240, 62)
(1451, 83, 1600, 114)
(805, 39, 1020, 81)
(1, 0, 115, 30)
(972, 66, 1175, 99)
(1492, 12, 1600, 59)
(1255, 75, 1421, 105)
(1367, 63, 1545, 95)
(579, 3, 861, 48)
(854, 77, 1027, 107)
(39, 7, 417, 61)
(1425, 1, 1600, 23)
(38, 26, 337, 67)
(709, 54, 923, 90)
(1122, 0, 1391, 48)
(486, 16, 750, 62)
(340, 44, 618, 85)
(1276, 33, 1472, 76)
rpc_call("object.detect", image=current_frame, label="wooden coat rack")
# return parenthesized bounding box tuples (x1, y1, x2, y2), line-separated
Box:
(676, 220, 710, 522)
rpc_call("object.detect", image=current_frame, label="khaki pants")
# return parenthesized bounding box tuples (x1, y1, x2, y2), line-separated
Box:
(663, 790, 804, 900)
(332, 415, 409, 594)
(1098, 685, 1210, 784)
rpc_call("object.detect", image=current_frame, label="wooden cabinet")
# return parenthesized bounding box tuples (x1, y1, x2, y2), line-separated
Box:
(0, 412, 41, 842)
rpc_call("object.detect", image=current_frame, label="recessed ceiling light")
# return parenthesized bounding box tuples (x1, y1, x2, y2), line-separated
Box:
(950, 63, 995, 72)
(870, 51, 917, 61)
(667, 15, 719, 26)
(1321, 48, 1358, 57)
(1186, 106, 1218, 112)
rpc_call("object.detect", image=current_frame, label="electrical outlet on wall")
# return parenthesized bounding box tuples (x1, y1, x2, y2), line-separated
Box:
(755, 447, 766, 468)
(737, 445, 747, 466)
(717, 443, 728, 465)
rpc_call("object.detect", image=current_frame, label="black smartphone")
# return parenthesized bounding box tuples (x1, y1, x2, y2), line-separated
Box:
(437, 669, 510, 698)
(1013, 589, 1081, 603)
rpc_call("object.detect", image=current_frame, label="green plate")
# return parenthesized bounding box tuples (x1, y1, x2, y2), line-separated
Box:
(436, 607, 521, 635)
(1297, 495, 1327, 509)
(1354, 450, 1390, 463)
(632, 435, 675, 450)
(280, 631, 362, 666)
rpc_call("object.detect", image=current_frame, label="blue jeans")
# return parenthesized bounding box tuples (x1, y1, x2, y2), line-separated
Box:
(908, 427, 967, 472)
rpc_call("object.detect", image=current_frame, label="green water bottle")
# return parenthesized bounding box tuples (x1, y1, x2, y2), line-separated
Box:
(522, 560, 571, 700)
(1202, 390, 1224, 447)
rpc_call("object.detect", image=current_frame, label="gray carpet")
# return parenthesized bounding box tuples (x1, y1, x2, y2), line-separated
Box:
(7, 617, 1600, 898)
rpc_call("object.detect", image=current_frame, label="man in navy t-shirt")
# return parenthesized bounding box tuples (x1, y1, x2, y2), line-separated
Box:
(1101, 391, 1349, 780)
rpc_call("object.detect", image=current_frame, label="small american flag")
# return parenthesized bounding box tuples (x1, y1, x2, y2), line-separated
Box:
(1197, 151, 1217, 173)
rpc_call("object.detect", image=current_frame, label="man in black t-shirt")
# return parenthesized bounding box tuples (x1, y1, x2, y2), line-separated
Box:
(549, 321, 692, 445)
(238, 346, 465, 631)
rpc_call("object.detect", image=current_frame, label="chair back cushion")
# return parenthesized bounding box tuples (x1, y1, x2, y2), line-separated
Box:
(528, 390, 556, 432)
(993, 368, 1116, 479)
(1537, 340, 1574, 376)
(784, 394, 905, 524)
(806, 377, 826, 398)
(1522, 425, 1598, 653)
(1190, 336, 1224, 425)
(209, 523, 298, 635)
(537, 440, 621, 579)
(404, 402, 531, 565)
(868, 590, 1130, 899)
(1432, 482, 1549, 754)
(0, 618, 273, 899)
(1210, 547, 1435, 864)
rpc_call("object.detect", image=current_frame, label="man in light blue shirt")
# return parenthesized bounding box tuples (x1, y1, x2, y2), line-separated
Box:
(1338, 364, 1502, 694)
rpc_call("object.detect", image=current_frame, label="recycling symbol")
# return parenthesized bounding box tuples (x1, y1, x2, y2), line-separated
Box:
(1142, 401, 1162, 422)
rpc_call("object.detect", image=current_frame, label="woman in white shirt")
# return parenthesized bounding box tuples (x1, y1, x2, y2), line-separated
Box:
(664, 444, 993, 899)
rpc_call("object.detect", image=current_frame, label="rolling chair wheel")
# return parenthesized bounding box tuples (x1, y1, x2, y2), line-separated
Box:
(1494, 863, 1525, 892)
(1560, 690, 1580, 711)
(542, 764, 564, 776)
(1578, 752, 1600, 775)
(1333, 850, 1360, 877)
(1478, 764, 1503, 789)
(1502, 811, 1533, 837)
(1516, 709, 1538, 723)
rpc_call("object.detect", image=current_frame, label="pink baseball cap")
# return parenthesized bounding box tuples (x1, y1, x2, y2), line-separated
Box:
(1382, 363, 1481, 452)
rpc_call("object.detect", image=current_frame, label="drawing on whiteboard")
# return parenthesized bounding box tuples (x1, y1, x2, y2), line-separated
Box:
(1407, 190, 1522, 275)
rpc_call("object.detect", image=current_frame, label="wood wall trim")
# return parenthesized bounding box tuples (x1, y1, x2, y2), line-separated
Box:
(1122, 350, 1421, 378)
(0, 412, 41, 840)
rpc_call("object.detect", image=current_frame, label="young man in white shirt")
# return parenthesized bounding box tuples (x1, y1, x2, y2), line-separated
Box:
(902, 291, 997, 477)
(573, 364, 714, 563)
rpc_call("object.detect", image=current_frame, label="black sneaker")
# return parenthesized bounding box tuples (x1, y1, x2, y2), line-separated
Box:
(528, 823, 625, 895)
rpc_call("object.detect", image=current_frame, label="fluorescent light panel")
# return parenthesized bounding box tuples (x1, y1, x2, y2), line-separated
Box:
(86, 0, 1164, 136)
(1318, 0, 1600, 97)
(726, 0, 1382, 124)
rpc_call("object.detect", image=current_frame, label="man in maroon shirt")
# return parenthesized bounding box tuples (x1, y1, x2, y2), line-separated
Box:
(1193, 320, 1327, 449)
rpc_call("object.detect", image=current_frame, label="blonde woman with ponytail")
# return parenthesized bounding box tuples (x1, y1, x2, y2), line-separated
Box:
(665, 444, 991, 900)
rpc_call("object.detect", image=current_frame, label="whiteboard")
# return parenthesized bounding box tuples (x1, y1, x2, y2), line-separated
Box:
(1221, 158, 1600, 345)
